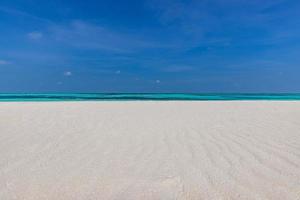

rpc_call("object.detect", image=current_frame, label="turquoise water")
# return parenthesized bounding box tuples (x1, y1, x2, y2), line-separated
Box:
(0, 93, 300, 101)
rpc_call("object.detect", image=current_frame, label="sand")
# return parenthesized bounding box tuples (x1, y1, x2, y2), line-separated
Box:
(0, 101, 300, 200)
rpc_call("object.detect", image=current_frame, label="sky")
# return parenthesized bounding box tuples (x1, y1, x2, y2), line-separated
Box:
(0, 0, 300, 93)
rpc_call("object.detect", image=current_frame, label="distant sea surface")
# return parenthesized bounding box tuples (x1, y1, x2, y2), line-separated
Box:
(1, 93, 300, 101)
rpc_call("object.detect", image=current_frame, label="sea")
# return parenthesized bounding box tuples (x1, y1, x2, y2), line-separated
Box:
(0, 93, 300, 101)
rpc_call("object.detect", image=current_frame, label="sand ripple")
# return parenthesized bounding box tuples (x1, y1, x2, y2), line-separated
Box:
(0, 101, 300, 199)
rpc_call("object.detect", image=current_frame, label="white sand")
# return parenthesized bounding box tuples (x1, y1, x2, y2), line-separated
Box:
(0, 101, 300, 200)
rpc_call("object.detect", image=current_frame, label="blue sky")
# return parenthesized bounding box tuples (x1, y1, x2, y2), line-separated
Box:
(0, 0, 300, 93)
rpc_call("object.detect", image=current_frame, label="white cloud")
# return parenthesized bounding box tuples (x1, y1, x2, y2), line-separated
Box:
(0, 60, 10, 65)
(155, 79, 161, 83)
(28, 31, 43, 40)
(64, 71, 72, 76)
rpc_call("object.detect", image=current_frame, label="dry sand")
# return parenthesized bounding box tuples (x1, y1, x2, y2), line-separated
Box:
(0, 101, 300, 200)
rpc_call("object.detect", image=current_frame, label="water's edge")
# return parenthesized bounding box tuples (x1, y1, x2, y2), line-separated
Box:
(1, 93, 300, 101)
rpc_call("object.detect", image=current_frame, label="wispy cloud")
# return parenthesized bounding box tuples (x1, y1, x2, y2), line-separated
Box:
(162, 65, 194, 72)
(48, 20, 167, 53)
(146, 0, 297, 47)
(0, 60, 10, 65)
(64, 71, 72, 76)
(0, 6, 53, 24)
(28, 31, 43, 40)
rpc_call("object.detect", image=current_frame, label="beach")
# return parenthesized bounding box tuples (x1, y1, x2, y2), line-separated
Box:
(0, 101, 300, 200)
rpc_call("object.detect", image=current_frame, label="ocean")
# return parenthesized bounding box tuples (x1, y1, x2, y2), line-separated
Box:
(1, 93, 300, 101)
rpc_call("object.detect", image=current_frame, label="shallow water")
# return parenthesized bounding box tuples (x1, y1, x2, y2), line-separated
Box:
(1, 93, 300, 101)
